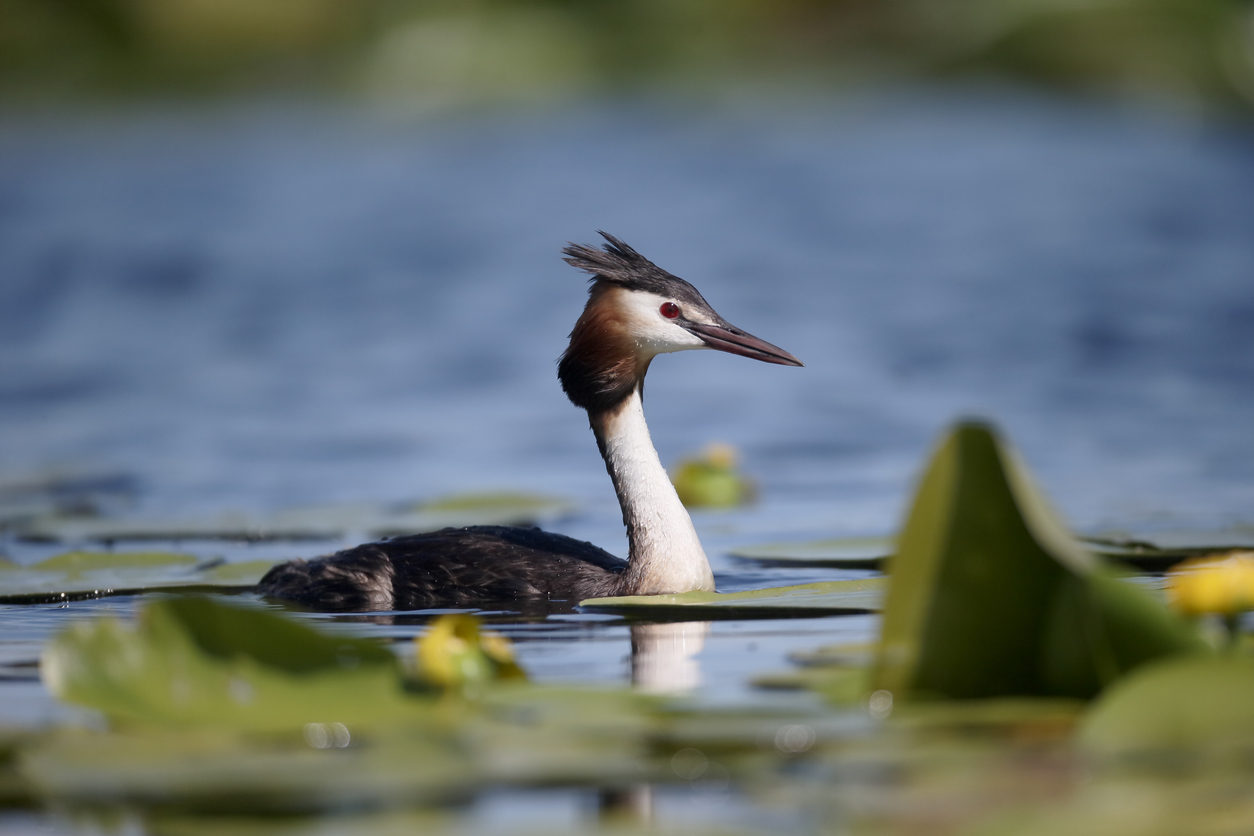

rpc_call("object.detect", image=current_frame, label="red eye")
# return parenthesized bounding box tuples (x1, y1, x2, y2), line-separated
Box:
(659, 302, 680, 319)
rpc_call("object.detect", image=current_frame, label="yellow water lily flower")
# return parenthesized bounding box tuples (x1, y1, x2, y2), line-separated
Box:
(415, 614, 526, 689)
(1166, 552, 1254, 617)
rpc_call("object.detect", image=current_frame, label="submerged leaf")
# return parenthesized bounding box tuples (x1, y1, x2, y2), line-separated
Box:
(872, 421, 1206, 701)
(580, 578, 883, 619)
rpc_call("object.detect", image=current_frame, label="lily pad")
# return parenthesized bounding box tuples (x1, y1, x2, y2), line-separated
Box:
(415, 491, 572, 515)
(0, 551, 274, 605)
(28, 598, 679, 813)
(372, 492, 576, 538)
(19, 726, 476, 813)
(729, 533, 1245, 573)
(21, 679, 667, 815)
(751, 642, 879, 702)
(788, 641, 878, 669)
(198, 559, 285, 585)
(1079, 535, 1254, 572)
(14, 492, 575, 544)
(579, 578, 884, 619)
(0, 470, 138, 530)
(14, 513, 327, 544)
(729, 536, 892, 569)
(33, 550, 198, 572)
(41, 596, 424, 731)
(1079, 654, 1254, 753)
(753, 665, 872, 705)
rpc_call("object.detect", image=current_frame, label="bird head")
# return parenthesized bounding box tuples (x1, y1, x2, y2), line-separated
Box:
(558, 232, 802, 413)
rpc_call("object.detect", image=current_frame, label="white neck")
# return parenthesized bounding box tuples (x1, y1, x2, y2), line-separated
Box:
(593, 388, 715, 595)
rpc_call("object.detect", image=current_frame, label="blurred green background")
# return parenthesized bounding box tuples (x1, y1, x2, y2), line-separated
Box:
(3, 0, 1252, 110)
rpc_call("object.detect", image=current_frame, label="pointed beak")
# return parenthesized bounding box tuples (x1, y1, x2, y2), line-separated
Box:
(682, 319, 804, 367)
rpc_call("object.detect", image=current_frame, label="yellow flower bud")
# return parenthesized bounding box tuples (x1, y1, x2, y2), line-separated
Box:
(671, 442, 755, 509)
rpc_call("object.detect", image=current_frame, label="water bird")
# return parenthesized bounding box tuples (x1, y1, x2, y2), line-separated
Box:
(258, 233, 802, 611)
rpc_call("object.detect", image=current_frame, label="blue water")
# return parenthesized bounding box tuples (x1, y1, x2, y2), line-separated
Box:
(3, 92, 1252, 541)
(1, 88, 1253, 711)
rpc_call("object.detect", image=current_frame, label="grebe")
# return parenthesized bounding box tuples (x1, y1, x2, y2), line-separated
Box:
(257, 233, 802, 612)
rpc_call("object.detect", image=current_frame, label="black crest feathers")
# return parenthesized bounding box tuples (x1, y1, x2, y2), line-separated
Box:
(561, 232, 707, 306)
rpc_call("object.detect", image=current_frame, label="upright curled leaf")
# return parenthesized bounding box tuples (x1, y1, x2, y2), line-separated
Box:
(872, 421, 1206, 701)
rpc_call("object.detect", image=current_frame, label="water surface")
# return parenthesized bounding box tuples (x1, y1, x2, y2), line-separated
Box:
(1, 87, 1252, 828)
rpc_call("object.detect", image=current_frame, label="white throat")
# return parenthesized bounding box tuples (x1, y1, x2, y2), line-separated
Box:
(594, 388, 715, 595)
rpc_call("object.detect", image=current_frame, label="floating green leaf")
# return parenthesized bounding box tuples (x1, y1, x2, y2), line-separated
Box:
(34, 551, 198, 572)
(0, 727, 35, 807)
(41, 596, 424, 731)
(757, 641, 877, 700)
(415, 491, 572, 515)
(753, 664, 872, 705)
(729, 533, 1245, 572)
(1080, 535, 1254, 572)
(729, 536, 892, 569)
(375, 492, 576, 538)
(19, 725, 475, 814)
(20, 678, 668, 815)
(580, 578, 883, 619)
(197, 559, 285, 585)
(26, 598, 686, 814)
(1079, 654, 1254, 753)
(15, 492, 575, 544)
(0, 551, 274, 604)
(14, 513, 310, 543)
(872, 421, 1207, 701)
